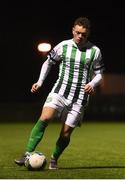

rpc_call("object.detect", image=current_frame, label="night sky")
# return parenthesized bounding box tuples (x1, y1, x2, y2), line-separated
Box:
(0, 1, 124, 102)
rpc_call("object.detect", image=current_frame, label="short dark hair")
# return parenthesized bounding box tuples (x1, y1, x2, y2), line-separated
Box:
(73, 17, 91, 30)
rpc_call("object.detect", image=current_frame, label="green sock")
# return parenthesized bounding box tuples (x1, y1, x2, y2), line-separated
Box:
(52, 136, 70, 160)
(26, 119, 48, 152)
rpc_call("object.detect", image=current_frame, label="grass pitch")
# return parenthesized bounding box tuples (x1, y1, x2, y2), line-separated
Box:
(1, 121, 125, 179)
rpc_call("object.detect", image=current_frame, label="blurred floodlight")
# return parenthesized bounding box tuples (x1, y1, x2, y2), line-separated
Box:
(38, 43, 51, 52)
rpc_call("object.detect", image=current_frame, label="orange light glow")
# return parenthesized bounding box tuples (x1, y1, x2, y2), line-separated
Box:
(38, 43, 51, 52)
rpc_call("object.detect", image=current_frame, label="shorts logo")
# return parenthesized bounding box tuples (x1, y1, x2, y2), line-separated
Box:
(46, 97, 52, 103)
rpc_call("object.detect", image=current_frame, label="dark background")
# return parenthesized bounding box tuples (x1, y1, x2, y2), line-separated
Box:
(0, 1, 125, 120)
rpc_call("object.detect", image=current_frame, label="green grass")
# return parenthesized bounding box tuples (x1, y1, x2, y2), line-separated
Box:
(1, 121, 125, 179)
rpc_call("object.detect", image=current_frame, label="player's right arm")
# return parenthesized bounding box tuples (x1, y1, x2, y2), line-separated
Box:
(31, 59, 53, 93)
(31, 44, 61, 93)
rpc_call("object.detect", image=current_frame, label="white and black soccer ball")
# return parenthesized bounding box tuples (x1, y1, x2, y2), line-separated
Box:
(24, 151, 47, 171)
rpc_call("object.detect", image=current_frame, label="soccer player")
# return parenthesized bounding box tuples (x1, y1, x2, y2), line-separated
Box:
(15, 17, 104, 169)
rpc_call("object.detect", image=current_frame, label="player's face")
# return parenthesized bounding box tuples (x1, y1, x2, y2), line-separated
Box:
(72, 25, 89, 45)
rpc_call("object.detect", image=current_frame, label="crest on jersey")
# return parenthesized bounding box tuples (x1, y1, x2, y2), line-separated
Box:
(84, 58, 91, 69)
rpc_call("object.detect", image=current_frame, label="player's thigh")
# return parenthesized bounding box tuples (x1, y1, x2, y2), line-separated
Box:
(40, 93, 64, 121)
(40, 107, 58, 121)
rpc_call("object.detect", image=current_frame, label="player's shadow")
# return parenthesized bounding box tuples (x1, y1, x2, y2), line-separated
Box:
(60, 165, 125, 170)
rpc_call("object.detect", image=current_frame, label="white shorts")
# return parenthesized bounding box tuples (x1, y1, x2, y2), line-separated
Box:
(43, 93, 86, 128)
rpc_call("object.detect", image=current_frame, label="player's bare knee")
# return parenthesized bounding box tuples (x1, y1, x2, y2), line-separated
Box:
(61, 128, 74, 138)
(40, 114, 53, 121)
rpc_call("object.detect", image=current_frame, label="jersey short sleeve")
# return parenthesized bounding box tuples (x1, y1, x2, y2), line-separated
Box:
(92, 47, 104, 73)
(47, 42, 63, 64)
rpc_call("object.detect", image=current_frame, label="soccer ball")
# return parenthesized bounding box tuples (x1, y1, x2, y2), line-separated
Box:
(24, 151, 47, 171)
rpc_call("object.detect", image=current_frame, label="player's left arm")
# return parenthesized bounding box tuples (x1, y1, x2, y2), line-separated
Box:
(84, 71, 103, 94)
(84, 48, 104, 94)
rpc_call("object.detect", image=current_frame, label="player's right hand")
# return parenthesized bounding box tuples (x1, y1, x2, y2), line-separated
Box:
(31, 83, 40, 93)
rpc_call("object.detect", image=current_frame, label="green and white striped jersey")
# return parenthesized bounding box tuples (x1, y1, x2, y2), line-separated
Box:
(48, 39, 104, 105)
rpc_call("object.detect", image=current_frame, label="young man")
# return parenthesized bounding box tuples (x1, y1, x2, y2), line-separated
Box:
(15, 17, 104, 169)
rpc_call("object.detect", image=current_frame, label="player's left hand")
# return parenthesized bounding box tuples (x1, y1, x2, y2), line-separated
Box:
(84, 84, 94, 94)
